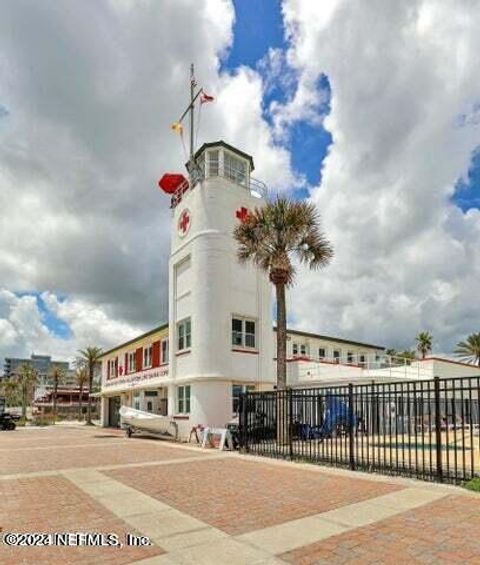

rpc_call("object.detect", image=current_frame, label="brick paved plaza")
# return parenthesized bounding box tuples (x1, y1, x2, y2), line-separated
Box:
(1, 425, 479, 564)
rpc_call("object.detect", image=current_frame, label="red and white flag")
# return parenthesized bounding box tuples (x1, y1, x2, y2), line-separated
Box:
(200, 92, 214, 104)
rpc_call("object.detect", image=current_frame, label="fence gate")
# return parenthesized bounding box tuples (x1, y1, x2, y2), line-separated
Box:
(238, 376, 480, 484)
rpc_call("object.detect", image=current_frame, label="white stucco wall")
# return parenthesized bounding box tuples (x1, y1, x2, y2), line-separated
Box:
(168, 154, 274, 393)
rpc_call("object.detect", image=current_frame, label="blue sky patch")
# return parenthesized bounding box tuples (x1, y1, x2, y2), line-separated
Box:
(453, 146, 480, 212)
(221, 1, 333, 194)
(16, 291, 72, 340)
(221, 0, 285, 71)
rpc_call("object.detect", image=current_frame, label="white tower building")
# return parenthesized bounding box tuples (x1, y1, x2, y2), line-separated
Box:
(166, 141, 274, 432)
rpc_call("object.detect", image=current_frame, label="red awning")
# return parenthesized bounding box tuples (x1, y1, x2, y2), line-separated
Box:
(158, 173, 188, 194)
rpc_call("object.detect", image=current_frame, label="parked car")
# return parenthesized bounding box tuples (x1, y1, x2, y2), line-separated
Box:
(0, 412, 20, 431)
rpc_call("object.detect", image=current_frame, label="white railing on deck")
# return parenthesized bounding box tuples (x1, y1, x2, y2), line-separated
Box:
(171, 160, 268, 207)
(287, 354, 435, 383)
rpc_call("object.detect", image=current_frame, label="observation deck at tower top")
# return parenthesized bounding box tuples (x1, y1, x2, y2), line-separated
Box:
(170, 140, 268, 208)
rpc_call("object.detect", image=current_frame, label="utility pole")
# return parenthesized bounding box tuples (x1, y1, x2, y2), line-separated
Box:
(190, 63, 195, 161)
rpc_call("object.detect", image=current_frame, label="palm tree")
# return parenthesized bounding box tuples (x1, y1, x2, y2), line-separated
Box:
(234, 197, 333, 389)
(416, 331, 433, 359)
(75, 364, 89, 422)
(1, 378, 20, 407)
(398, 350, 417, 365)
(78, 346, 103, 425)
(15, 364, 38, 421)
(455, 332, 480, 366)
(50, 366, 65, 422)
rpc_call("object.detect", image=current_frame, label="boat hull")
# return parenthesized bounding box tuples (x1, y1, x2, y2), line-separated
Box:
(119, 406, 177, 438)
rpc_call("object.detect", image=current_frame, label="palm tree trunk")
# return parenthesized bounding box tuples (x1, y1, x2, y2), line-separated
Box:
(53, 378, 58, 422)
(86, 368, 93, 425)
(78, 382, 83, 421)
(22, 383, 27, 420)
(275, 282, 290, 446)
(276, 282, 287, 390)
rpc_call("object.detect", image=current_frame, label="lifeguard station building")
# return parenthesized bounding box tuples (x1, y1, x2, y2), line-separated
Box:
(99, 140, 479, 435)
(99, 140, 386, 434)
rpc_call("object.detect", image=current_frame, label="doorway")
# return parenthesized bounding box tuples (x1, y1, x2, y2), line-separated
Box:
(108, 396, 121, 427)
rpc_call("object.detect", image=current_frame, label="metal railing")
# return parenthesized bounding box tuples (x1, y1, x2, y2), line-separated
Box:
(171, 160, 268, 208)
(239, 376, 480, 484)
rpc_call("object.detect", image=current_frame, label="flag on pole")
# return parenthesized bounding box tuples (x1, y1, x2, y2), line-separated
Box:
(200, 92, 214, 104)
(171, 122, 183, 134)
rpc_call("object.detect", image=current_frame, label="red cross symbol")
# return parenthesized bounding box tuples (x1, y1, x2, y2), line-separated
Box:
(179, 210, 190, 234)
(236, 206, 249, 222)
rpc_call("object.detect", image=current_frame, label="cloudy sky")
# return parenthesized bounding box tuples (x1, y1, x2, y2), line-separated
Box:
(1, 0, 480, 367)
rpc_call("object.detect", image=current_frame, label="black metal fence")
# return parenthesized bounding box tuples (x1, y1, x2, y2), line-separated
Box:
(239, 376, 480, 484)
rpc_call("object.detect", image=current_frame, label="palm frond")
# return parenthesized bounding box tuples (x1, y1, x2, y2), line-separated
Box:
(233, 197, 333, 287)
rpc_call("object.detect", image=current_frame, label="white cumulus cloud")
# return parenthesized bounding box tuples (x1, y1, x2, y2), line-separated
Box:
(282, 0, 480, 352)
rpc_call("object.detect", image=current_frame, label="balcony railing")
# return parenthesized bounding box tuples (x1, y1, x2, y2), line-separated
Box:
(171, 160, 268, 207)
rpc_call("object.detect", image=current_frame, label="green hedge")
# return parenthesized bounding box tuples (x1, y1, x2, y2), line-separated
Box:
(465, 478, 480, 492)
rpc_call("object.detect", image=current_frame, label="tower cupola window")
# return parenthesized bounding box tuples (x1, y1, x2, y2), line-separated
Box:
(224, 152, 247, 186)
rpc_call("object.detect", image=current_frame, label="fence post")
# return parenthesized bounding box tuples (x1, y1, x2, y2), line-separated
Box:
(240, 392, 248, 452)
(348, 383, 355, 471)
(288, 388, 294, 459)
(434, 377, 443, 482)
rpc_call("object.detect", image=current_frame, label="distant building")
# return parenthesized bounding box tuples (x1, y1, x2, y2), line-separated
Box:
(33, 387, 98, 420)
(2, 354, 74, 389)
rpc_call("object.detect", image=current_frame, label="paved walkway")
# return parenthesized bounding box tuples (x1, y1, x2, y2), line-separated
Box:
(0, 426, 479, 564)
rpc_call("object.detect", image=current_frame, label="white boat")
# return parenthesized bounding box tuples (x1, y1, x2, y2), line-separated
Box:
(119, 406, 178, 439)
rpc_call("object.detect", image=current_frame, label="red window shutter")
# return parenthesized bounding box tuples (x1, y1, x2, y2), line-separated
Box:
(125, 352, 128, 373)
(107, 361, 110, 379)
(115, 358, 118, 377)
(152, 341, 160, 367)
(136, 347, 143, 372)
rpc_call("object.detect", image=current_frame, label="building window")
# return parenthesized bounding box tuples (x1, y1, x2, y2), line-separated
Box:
(143, 345, 152, 369)
(177, 385, 191, 414)
(318, 348, 326, 359)
(231, 317, 256, 349)
(224, 152, 247, 185)
(333, 350, 340, 364)
(232, 384, 255, 416)
(209, 150, 219, 176)
(161, 339, 169, 364)
(360, 354, 366, 366)
(128, 352, 136, 373)
(177, 318, 191, 351)
(133, 392, 140, 411)
(347, 352, 353, 364)
(300, 344, 307, 356)
(292, 343, 298, 355)
(147, 401, 153, 412)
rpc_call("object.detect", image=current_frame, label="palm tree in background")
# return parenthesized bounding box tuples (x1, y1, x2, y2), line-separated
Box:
(455, 332, 480, 366)
(78, 346, 103, 425)
(75, 363, 89, 422)
(234, 197, 333, 389)
(416, 331, 433, 359)
(50, 366, 65, 422)
(16, 364, 38, 420)
(0, 378, 20, 407)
